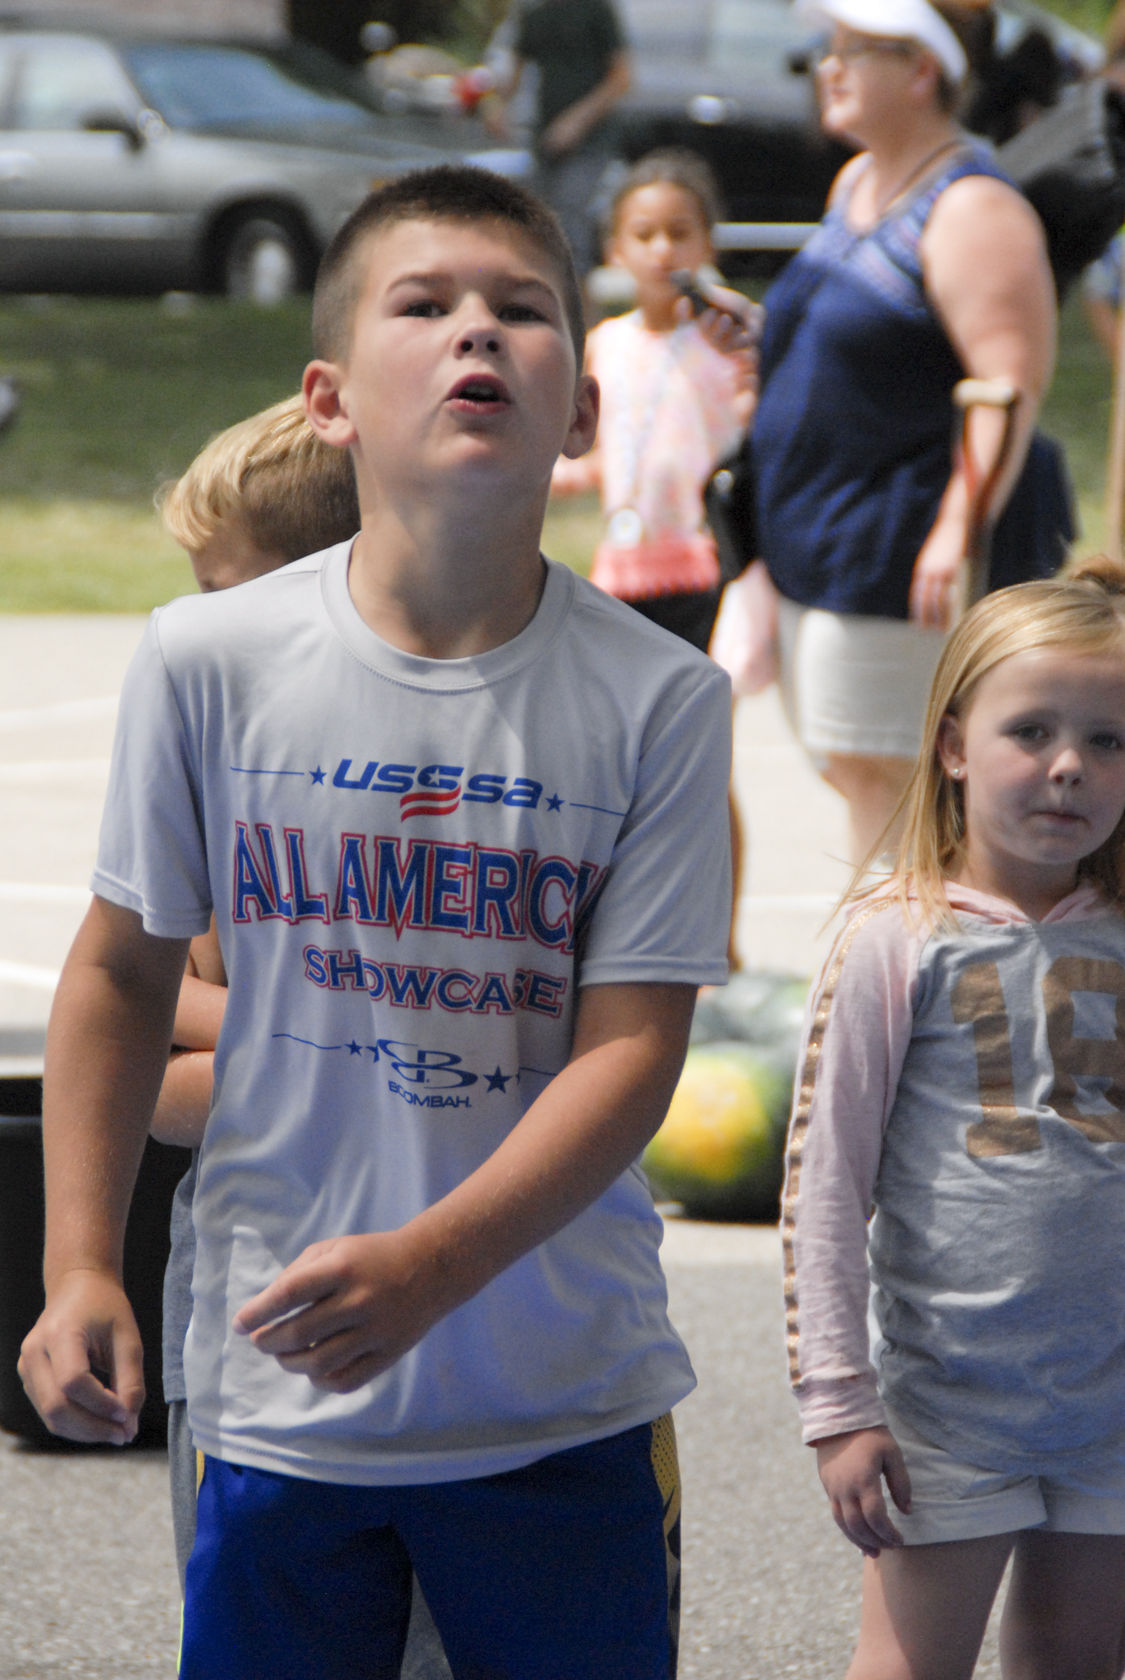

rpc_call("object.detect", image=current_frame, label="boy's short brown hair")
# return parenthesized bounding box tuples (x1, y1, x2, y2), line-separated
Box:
(159, 394, 359, 561)
(312, 165, 587, 369)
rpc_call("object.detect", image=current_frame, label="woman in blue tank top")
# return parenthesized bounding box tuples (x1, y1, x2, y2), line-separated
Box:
(750, 0, 1063, 864)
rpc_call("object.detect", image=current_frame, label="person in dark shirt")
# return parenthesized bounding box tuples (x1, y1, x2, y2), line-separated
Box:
(489, 0, 631, 275)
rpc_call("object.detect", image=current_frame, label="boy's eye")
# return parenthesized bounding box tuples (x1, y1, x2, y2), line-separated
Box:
(401, 298, 445, 317)
(499, 302, 546, 323)
(1092, 730, 1124, 751)
(1011, 723, 1047, 742)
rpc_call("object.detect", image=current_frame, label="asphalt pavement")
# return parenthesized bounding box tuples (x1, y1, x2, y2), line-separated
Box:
(0, 616, 1008, 1678)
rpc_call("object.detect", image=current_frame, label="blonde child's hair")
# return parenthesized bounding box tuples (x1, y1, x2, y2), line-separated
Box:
(855, 557, 1125, 928)
(158, 394, 359, 561)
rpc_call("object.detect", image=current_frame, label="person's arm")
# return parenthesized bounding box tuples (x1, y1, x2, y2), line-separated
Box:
(783, 902, 919, 1553)
(17, 896, 189, 1445)
(233, 980, 694, 1391)
(150, 1049, 217, 1147)
(815, 1427, 913, 1558)
(149, 921, 227, 1146)
(539, 47, 631, 156)
(1084, 291, 1121, 362)
(911, 175, 1056, 628)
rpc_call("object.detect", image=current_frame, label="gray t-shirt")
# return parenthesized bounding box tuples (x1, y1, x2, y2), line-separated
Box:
(101, 548, 731, 1484)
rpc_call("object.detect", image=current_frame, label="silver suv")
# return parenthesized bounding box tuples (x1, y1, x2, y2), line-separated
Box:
(0, 22, 529, 300)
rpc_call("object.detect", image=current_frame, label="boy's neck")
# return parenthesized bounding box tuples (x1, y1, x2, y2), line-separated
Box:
(346, 503, 548, 659)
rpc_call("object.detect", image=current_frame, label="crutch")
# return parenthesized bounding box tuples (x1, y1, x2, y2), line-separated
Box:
(952, 376, 1021, 614)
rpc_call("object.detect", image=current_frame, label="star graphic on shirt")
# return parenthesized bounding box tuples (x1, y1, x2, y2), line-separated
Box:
(485, 1066, 512, 1092)
(546, 792, 564, 813)
(310, 766, 326, 785)
(347, 1040, 363, 1056)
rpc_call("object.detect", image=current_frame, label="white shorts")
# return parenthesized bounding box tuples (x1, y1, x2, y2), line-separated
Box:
(777, 598, 946, 762)
(886, 1406, 1125, 1545)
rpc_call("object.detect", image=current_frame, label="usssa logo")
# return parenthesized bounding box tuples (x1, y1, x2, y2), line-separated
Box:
(333, 759, 544, 819)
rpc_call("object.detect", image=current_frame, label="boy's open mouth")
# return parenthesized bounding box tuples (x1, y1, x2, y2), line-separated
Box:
(448, 375, 511, 408)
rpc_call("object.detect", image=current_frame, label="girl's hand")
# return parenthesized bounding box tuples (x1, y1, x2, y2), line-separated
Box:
(815, 1427, 912, 1556)
(232, 1230, 448, 1393)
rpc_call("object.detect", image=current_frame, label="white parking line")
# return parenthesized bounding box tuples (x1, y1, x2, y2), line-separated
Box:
(0, 883, 90, 905)
(0, 696, 117, 732)
(0, 959, 58, 992)
(0, 760, 112, 782)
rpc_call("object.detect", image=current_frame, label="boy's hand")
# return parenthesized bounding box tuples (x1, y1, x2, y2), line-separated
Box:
(237, 982, 701, 1395)
(18, 1269, 144, 1446)
(232, 1230, 443, 1392)
(815, 1427, 912, 1557)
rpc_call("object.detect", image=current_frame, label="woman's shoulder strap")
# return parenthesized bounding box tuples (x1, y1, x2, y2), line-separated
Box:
(878, 141, 1012, 288)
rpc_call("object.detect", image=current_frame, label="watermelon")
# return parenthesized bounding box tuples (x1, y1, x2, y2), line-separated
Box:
(643, 1040, 795, 1222)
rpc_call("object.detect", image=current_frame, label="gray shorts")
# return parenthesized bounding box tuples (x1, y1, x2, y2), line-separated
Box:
(886, 1405, 1125, 1545)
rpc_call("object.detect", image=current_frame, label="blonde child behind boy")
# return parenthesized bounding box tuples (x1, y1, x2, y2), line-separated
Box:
(784, 558, 1125, 1679)
(151, 391, 360, 1568)
(153, 394, 453, 1678)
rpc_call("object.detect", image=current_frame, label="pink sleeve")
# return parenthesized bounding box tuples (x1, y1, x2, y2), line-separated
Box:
(780, 899, 921, 1443)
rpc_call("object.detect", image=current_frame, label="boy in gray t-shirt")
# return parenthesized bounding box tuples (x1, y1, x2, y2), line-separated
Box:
(19, 166, 730, 1677)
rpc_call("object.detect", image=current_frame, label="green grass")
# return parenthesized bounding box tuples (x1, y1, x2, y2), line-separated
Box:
(0, 294, 314, 609)
(0, 285, 1118, 610)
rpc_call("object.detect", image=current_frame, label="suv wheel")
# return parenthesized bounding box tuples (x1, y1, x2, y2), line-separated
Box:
(220, 213, 306, 303)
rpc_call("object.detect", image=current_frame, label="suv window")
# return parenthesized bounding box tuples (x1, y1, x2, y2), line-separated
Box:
(122, 44, 372, 133)
(12, 37, 138, 131)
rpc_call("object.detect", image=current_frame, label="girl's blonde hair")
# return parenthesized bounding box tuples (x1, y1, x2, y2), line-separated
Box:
(158, 394, 359, 561)
(860, 557, 1125, 928)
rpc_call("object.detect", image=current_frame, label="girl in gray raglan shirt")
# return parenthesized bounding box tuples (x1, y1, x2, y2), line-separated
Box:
(783, 560, 1125, 1680)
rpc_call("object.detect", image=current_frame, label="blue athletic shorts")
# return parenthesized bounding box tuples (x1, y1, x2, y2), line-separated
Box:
(179, 1416, 682, 1679)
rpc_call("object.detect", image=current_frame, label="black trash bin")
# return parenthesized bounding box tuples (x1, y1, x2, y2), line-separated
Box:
(0, 1073, 192, 1447)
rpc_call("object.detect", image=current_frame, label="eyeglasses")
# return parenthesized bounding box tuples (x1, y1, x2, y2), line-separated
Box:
(812, 35, 918, 68)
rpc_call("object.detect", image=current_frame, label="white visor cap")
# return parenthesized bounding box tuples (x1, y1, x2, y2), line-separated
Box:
(796, 0, 968, 85)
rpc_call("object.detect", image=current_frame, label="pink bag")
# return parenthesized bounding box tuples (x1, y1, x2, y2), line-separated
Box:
(709, 559, 780, 696)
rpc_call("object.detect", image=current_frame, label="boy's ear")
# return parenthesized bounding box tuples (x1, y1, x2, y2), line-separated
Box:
(936, 712, 966, 781)
(560, 372, 600, 460)
(303, 360, 357, 448)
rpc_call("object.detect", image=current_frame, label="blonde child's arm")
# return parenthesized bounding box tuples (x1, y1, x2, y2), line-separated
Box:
(150, 921, 227, 1147)
(18, 897, 189, 1444)
(171, 920, 227, 1048)
(233, 980, 693, 1390)
(170, 971, 226, 1050)
(150, 1050, 216, 1148)
(815, 1428, 912, 1557)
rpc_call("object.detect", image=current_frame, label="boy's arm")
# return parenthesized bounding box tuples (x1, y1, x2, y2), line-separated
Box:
(18, 896, 189, 1444)
(234, 980, 694, 1391)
